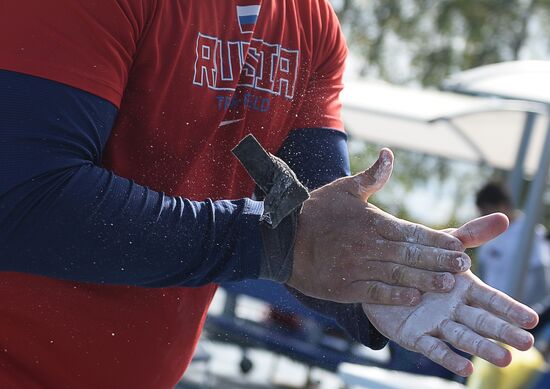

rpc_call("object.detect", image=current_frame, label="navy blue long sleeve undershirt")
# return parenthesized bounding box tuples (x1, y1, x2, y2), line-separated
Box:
(0, 70, 350, 287)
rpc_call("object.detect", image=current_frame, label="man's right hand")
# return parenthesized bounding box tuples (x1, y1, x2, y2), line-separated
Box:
(363, 270, 538, 376)
(287, 149, 472, 306)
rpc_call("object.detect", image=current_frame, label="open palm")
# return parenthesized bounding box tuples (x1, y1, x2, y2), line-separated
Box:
(364, 270, 537, 376)
(363, 214, 538, 376)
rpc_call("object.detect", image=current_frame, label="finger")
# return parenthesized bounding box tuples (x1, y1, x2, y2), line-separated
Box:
(377, 219, 465, 253)
(439, 319, 511, 367)
(366, 240, 470, 273)
(340, 148, 394, 201)
(353, 261, 455, 292)
(343, 281, 421, 305)
(413, 335, 474, 377)
(454, 304, 534, 351)
(467, 278, 539, 329)
(450, 213, 509, 249)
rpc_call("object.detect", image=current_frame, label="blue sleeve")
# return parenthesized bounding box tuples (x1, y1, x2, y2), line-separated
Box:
(0, 70, 264, 287)
(276, 128, 350, 190)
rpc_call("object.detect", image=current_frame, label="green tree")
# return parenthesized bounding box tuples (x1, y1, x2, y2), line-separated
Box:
(332, 0, 550, 229)
(332, 0, 550, 86)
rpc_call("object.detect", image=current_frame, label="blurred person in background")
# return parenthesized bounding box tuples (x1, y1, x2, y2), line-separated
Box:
(476, 182, 550, 306)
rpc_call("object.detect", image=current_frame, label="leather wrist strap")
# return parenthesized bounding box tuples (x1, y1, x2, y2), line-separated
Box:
(232, 134, 309, 282)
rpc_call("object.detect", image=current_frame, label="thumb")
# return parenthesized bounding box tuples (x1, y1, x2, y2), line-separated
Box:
(450, 213, 509, 249)
(346, 148, 394, 201)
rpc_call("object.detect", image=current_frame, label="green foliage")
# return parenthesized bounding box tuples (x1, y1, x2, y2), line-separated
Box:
(332, 0, 550, 86)
(333, 0, 550, 228)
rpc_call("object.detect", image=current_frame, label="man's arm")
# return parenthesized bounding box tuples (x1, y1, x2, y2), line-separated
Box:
(0, 70, 467, 295)
(0, 70, 265, 287)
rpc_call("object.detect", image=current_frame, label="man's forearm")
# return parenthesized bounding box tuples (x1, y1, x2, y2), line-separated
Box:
(0, 70, 265, 287)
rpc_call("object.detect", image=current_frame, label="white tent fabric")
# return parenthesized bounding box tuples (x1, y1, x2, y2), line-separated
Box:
(443, 60, 550, 104)
(341, 79, 548, 175)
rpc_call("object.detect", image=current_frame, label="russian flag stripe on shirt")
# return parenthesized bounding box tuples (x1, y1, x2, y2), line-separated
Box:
(237, 5, 261, 17)
(239, 15, 258, 25)
(237, 5, 261, 33)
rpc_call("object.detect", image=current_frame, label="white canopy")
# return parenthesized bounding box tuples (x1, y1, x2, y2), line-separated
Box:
(341, 79, 548, 175)
(443, 60, 550, 104)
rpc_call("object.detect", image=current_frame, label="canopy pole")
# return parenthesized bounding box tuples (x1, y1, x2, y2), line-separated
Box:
(507, 112, 537, 208)
(508, 112, 550, 301)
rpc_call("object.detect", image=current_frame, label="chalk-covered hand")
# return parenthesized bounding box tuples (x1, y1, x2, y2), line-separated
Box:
(288, 149, 470, 305)
(363, 270, 539, 376)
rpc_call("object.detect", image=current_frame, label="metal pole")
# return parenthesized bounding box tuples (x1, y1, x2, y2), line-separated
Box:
(507, 112, 538, 208)
(508, 113, 550, 300)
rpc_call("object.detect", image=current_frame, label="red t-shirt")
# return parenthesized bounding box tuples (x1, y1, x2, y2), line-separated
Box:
(0, 1, 347, 387)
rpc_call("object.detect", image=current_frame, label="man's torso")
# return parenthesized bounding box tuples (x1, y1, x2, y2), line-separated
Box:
(0, 1, 345, 387)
